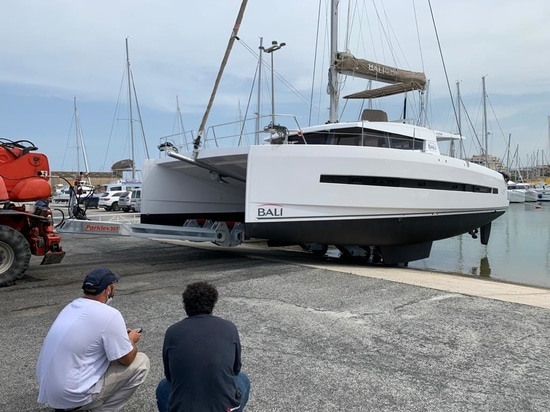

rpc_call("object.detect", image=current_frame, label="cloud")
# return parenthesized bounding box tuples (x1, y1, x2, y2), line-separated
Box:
(1, 0, 549, 169)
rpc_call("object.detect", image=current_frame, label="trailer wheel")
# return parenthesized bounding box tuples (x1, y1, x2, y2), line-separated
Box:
(0, 226, 31, 287)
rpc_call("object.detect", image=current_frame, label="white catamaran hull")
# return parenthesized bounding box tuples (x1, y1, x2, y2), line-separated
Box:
(135, 0, 508, 264)
(140, 143, 507, 262)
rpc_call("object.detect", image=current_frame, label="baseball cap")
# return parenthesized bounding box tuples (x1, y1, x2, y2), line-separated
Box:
(82, 268, 120, 295)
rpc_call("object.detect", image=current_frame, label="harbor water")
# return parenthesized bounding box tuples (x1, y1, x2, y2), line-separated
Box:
(408, 202, 550, 289)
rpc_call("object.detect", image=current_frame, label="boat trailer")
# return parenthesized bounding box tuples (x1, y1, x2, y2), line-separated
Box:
(57, 218, 245, 247)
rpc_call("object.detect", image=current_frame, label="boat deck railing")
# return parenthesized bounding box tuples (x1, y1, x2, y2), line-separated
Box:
(203, 114, 302, 149)
(157, 114, 303, 155)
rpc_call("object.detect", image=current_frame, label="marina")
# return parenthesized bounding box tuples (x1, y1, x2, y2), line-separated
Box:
(1, 1, 550, 410)
(409, 201, 550, 288)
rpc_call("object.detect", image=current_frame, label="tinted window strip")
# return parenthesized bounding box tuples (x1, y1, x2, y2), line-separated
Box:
(320, 175, 497, 194)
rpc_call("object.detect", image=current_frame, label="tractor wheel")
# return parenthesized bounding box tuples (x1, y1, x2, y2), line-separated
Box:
(0, 226, 31, 287)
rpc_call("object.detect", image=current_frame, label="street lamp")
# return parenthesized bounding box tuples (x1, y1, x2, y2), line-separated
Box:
(260, 40, 286, 128)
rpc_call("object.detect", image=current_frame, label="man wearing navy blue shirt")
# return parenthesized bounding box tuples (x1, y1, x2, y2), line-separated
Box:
(156, 281, 250, 412)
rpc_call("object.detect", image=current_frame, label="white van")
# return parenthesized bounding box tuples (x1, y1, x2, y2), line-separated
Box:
(120, 189, 141, 212)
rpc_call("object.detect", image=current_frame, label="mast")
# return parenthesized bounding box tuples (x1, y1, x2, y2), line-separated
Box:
(193, 0, 249, 158)
(482, 76, 488, 167)
(328, 0, 340, 123)
(256, 37, 263, 144)
(453, 81, 461, 158)
(176, 96, 187, 149)
(126, 37, 136, 181)
(73, 96, 90, 177)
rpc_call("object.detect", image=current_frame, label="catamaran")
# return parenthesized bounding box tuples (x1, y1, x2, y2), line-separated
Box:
(133, 0, 508, 264)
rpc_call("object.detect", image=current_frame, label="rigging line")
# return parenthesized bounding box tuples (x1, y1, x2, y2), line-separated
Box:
(412, 0, 425, 73)
(130, 69, 150, 160)
(309, 0, 323, 127)
(237, 58, 259, 146)
(237, 38, 312, 106)
(486, 93, 511, 146)
(365, 0, 384, 60)
(102, 59, 127, 172)
(371, 0, 394, 65)
(345, 0, 351, 51)
(379, 1, 407, 69)
(460, 97, 483, 153)
(61, 104, 76, 171)
(74, 98, 91, 176)
(314, 0, 329, 127)
(427, 0, 462, 154)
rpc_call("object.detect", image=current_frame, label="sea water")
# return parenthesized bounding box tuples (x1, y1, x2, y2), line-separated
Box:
(409, 202, 550, 289)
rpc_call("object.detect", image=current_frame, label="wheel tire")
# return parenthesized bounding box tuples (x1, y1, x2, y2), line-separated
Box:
(112, 202, 119, 211)
(0, 226, 31, 287)
(122, 207, 129, 213)
(104, 207, 111, 211)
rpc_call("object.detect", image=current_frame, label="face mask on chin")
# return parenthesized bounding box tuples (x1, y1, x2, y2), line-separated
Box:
(106, 287, 114, 305)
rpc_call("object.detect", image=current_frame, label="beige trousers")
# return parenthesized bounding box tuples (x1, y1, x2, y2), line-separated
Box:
(79, 352, 150, 412)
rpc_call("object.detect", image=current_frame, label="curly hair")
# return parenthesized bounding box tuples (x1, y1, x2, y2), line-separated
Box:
(182, 281, 219, 316)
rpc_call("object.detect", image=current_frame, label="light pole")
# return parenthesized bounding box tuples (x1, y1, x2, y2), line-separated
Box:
(260, 40, 286, 128)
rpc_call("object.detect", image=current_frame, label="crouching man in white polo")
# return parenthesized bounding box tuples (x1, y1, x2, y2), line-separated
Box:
(36, 268, 150, 411)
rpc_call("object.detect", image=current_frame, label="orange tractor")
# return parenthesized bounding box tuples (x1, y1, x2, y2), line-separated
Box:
(0, 138, 65, 286)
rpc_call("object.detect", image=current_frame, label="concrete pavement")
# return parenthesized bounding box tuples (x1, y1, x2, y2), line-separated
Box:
(1, 233, 549, 411)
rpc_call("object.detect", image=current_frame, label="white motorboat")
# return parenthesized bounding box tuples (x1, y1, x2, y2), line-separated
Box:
(507, 181, 526, 203)
(136, 0, 508, 264)
(516, 182, 538, 202)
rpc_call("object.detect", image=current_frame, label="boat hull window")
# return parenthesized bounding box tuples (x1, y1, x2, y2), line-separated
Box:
(289, 127, 423, 150)
(320, 174, 496, 194)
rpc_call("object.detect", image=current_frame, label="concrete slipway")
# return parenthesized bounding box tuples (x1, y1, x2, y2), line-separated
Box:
(1, 233, 549, 411)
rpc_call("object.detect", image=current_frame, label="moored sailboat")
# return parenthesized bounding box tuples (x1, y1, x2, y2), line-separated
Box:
(52, 97, 95, 204)
(134, 0, 508, 264)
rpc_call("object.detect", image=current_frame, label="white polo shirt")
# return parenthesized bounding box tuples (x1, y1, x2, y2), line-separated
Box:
(36, 297, 133, 409)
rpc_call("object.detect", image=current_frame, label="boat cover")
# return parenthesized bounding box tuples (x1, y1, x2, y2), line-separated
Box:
(335, 51, 426, 99)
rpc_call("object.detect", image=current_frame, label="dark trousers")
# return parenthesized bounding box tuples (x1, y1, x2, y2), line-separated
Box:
(156, 372, 250, 411)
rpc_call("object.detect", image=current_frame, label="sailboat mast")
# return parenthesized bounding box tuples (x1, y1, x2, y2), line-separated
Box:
(452, 81, 461, 158)
(74, 97, 81, 174)
(482, 75, 488, 167)
(256, 37, 263, 145)
(176, 95, 187, 149)
(126, 37, 136, 181)
(328, 0, 340, 123)
(193, 0, 249, 158)
(74, 96, 90, 176)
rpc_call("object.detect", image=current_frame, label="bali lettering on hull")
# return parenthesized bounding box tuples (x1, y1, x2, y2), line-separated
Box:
(257, 204, 284, 218)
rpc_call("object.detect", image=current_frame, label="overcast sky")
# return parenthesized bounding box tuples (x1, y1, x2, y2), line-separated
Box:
(1, 0, 549, 174)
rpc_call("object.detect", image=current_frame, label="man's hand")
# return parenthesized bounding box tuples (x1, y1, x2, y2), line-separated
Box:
(127, 328, 142, 343)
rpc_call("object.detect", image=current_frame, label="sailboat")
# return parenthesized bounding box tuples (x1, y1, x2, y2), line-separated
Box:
(103, 38, 149, 190)
(134, 0, 508, 264)
(52, 97, 95, 204)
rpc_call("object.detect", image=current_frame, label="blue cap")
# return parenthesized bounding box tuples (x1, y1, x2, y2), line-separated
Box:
(82, 268, 120, 295)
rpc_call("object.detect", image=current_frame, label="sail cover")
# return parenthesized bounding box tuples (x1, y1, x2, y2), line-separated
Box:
(335, 52, 427, 99)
